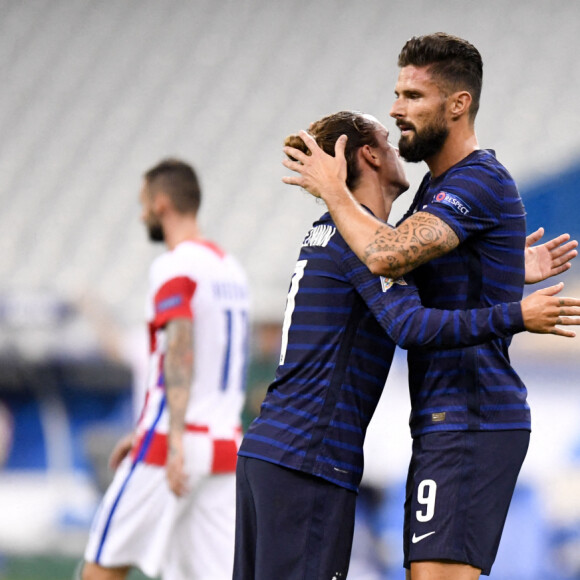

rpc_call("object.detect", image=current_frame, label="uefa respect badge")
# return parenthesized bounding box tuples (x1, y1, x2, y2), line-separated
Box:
(432, 191, 471, 215)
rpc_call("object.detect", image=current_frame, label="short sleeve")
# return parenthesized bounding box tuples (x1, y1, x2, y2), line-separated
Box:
(153, 276, 197, 328)
(421, 166, 502, 242)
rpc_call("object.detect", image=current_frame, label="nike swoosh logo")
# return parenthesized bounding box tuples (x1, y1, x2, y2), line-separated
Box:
(412, 531, 436, 543)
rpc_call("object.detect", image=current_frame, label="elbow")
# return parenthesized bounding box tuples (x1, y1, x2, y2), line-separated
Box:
(367, 261, 386, 276)
(366, 260, 397, 277)
(363, 252, 408, 278)
(367, 261, 406, 279)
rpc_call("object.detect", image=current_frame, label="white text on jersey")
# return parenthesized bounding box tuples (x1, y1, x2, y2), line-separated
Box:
(302, 224, 336, 248)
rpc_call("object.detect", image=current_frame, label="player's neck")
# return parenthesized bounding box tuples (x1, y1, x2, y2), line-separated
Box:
(352, 182, 393, 222)
(163, 215, 201, 250)
(426, 127, 479, 178)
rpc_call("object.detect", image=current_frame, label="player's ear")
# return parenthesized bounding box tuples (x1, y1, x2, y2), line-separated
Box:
(361, 144, 380, 168)
(152, 191, 171, 214)
(449, 90, 472, 120)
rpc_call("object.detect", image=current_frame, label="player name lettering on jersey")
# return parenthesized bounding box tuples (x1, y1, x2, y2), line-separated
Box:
(212, 281, 249, 300)
(302, 224, 336, 248)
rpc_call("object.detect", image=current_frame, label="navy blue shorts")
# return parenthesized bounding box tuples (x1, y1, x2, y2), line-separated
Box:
(233, 456, 357, 580)
(404, 430, 530, 575)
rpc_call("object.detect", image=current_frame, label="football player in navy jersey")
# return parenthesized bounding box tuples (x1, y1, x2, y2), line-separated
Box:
(282, 34, 578, 580)
(234, 110, 580, 580)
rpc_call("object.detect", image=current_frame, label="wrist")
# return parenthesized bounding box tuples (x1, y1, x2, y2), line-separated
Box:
(168, 429, 184, 448)
(320, 181, 352, 204)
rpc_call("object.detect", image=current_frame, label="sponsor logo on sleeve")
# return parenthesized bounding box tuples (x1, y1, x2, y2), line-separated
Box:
(432, 191, 471, 215)
(157, 294, 183, 312)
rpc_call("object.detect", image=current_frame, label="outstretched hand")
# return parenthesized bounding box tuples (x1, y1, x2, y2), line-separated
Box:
(282, 131, 349, 199)
(525, 227, 578, 284)
(521, 282, 580, 336)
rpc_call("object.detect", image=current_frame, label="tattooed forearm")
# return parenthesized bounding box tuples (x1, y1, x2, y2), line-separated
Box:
(363, 212, 460, 278)
(164, 318, 194, 436)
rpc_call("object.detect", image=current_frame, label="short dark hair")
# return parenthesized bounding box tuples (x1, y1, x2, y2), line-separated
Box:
(144, 158, 201, 214)
(398, 32, 483, 120)
(284, 111, 379, 191)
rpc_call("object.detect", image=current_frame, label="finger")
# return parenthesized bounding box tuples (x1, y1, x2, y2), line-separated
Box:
(548, 242, 578, 260)
(556, 314, 580, 322)
(298, 129, 317, 149)
(283, 146, 309, 164)
(176, 474, 189, 496)
(281, 175, 304, 186)
(525, 227, 544, 247)
(543, 233, 571, 250)
(548, 263, 572, 277)
(535, 282, 564, 296)
(334, 134, 348, 157)
(282, 157, 306, 172)
(551, 327, 576, 338)
(550, 247, 578, 265)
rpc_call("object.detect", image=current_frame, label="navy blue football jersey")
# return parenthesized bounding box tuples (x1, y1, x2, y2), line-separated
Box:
(400, 150, 529, 436)
(239, 208, 525, 491)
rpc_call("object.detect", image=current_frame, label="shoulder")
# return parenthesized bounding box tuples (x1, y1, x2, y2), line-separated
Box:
(448, 150, 516, 189)
(433, 151, 517, 211)
(149, 241, 226, 286)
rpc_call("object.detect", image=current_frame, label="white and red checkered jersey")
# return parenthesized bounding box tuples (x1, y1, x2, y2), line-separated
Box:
(134, 239, 250, 464)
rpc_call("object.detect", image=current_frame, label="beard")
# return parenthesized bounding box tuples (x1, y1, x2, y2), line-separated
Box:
(398, 112, 449, 163)
(147, 222, 165, 242)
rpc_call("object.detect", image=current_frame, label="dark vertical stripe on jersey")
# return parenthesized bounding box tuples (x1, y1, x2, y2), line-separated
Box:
(302, 298, 365, 473)
(95, 396, 166, 563)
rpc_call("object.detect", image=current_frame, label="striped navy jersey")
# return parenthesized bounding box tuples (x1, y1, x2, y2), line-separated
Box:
(400, 149, 529, 437)
(238, 208, 525, 492)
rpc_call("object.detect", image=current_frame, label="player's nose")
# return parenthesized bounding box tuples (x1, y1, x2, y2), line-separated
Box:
(390, 98, 403, 119)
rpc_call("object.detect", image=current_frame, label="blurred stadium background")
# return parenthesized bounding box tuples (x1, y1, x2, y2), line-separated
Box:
(0, 0, 579, 578)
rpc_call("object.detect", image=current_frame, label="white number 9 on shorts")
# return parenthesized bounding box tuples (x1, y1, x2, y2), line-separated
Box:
(416, 479, 437, 522)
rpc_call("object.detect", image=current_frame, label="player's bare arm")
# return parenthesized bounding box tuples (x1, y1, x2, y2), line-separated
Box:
(363, 211, 459, 278)
(164, 317, 194, 497)
(524, 227, 578, 284)
(521, 282, 580, 337)
(282, 130, 459, 277)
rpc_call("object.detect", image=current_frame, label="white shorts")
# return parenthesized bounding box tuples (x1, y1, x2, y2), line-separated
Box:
(84, 431, 237, 580)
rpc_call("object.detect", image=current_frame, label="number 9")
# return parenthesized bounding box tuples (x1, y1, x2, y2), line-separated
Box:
(416, 479, 437, 522)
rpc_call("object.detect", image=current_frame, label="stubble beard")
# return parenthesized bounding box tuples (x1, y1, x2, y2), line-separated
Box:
(147, 223, 165, 242)
(398, 112, 449, 163)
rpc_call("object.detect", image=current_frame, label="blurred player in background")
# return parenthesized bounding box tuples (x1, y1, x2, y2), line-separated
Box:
(282, 33, 578, 580)
(234, 111, 580, 580)
(81, 159, 250, 580)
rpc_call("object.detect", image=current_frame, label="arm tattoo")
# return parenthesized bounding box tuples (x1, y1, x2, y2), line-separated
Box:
(363, 212, 459, 277)
(164, 318, 194, 436)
